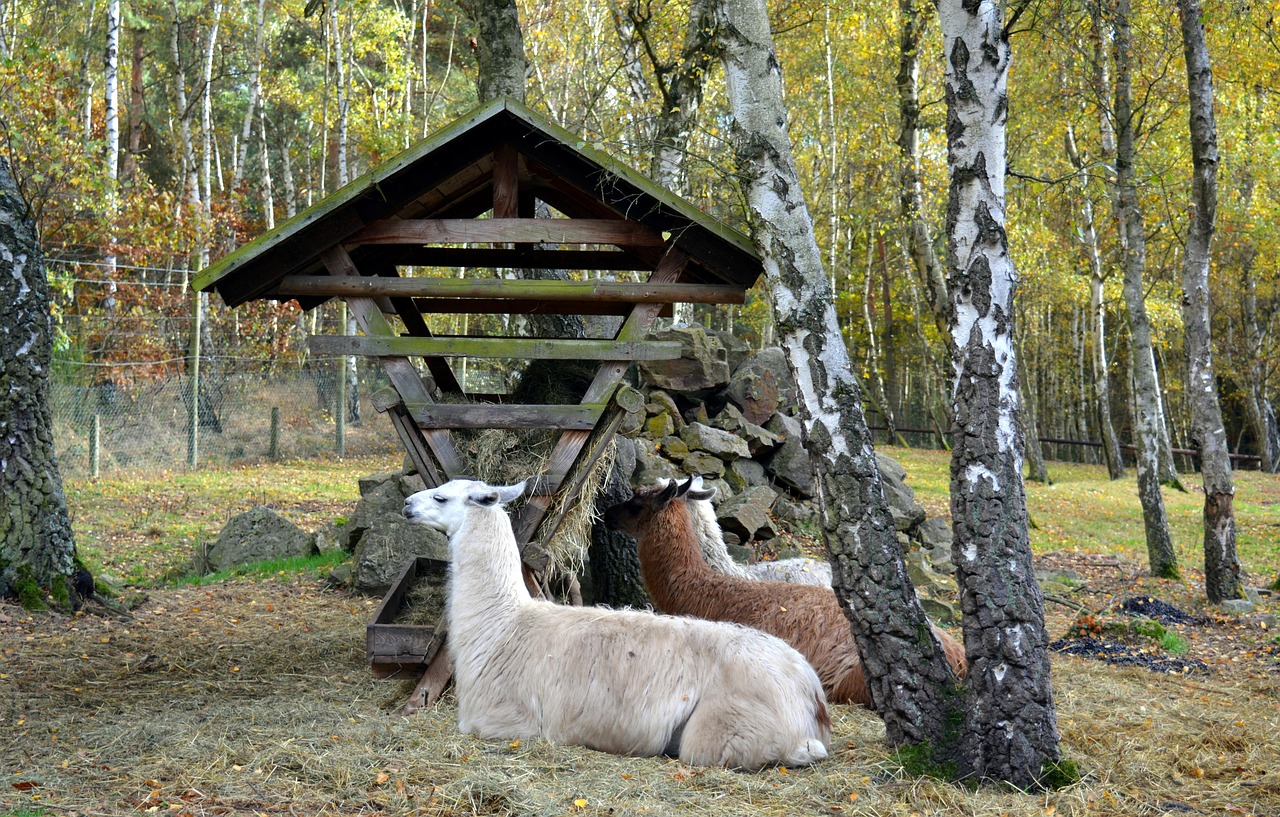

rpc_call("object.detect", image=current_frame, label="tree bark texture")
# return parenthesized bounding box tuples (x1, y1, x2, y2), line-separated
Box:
(462, 0, 528, 102)
(716, 0, 961, 751)
(1112, 0, 1179, 579)
(0, 158, 77, 601)
(939, 0, 1060, 786)
(1175, 0, 1243, 603)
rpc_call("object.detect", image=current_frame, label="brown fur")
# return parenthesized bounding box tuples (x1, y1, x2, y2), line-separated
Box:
(604, 482, 968, 707)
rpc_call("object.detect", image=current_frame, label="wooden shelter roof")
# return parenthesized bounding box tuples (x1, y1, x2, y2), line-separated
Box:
(194, 97, 763, 306)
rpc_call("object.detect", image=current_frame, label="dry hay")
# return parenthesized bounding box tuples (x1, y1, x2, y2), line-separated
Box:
(3, 579, 1278, 817)
(442, 360, 614, 579)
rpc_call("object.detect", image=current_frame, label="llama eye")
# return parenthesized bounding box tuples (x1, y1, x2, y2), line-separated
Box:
(433, 495, 447, 503)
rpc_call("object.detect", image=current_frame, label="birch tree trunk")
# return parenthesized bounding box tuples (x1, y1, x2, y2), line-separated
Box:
(1065, 125, 1125, 479)
(716, 0, 964, 759)
(897, 0, 950, 348)
(1176, 0, 1244, 602)
(104, 0, 120, 281)
(233, 0, 266, 192)
(1112, 0, 1179, 579)
(938, 0, 1061, 786)
(0, 157, 78, 606)
(623, 0, 718, 326)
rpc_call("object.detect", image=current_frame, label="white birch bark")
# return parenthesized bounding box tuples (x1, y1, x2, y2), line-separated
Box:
(716, 0, 962, 755)
(233, 0, 267, 192)
(103, 0, 120, 283)
(1111, 0, 1179, 578)
(938, 0, 1060, 785)
(1176, 0, 1244, 602)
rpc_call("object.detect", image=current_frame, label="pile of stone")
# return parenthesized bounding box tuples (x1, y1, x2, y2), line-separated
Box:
(619, 325, 955, 593)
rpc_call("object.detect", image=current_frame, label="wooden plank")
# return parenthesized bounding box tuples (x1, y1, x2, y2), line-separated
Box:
(406, 403, 603, 431)
(348, 218, 665, 248)
(308, 335, 682, 361)
(400, 640, 453, 715)
(407, 297, 672, 317)
(362, 246, 653, 270)
(320, 245, 467, 479)
(276, 275, 745, 304)
(389, 406, 444, 486)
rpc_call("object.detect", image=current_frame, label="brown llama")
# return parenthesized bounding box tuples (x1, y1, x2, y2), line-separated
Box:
(603, 478, 968, 706)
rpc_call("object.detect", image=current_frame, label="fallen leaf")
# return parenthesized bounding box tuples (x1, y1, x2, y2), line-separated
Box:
(573, 798, 588, 809)
(11, 781, 41, 791)
(375, 772, 390, 785)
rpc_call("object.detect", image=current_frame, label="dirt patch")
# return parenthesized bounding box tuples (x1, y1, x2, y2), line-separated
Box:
(2, 557, 1278, 817)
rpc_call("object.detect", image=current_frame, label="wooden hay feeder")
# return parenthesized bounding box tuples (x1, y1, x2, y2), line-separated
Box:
(195, 97, 765, 703)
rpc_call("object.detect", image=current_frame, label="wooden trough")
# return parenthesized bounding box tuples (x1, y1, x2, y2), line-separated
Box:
(194, 97, 765, 707)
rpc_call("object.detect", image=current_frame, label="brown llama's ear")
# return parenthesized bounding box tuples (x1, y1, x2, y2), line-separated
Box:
(655, 478, 680, 506)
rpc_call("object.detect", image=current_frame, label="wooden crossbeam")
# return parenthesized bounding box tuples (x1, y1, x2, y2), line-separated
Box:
(276, 275, 744, 304)
(402, 403, 604, 431)
(361, 247, 652, 270)
(347, 218, 665, 248)
(308, 335, 681, 361)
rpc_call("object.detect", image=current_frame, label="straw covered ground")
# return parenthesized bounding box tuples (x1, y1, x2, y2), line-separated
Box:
(3, 453, 1279, 817)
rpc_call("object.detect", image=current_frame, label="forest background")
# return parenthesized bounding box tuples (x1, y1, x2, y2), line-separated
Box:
(0, 0, 1278, 477)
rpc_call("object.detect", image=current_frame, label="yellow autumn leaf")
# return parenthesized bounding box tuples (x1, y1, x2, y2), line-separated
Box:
(573, 797, 588, 808)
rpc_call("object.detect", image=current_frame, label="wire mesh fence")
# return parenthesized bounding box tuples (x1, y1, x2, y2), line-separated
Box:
(49, 356, 404, 479)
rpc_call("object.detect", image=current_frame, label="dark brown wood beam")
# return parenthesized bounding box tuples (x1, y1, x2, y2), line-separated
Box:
(368, 246, 653, 270)
(403, 298, 673, 317)
(405, 403, 604, 431)
(276, 275, 744, 303)
(347, 218, 666, 248)
(308, 335, 682, 361)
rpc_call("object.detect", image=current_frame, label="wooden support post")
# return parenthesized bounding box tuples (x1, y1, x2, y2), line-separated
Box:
(269, 406, 281, 460)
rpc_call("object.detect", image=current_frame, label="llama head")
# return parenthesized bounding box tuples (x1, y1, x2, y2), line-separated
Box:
(603, 476, 716, 536)
(403, 478, 527, 537)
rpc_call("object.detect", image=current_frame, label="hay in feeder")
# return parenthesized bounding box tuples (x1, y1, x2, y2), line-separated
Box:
(444, 359, 617, 578)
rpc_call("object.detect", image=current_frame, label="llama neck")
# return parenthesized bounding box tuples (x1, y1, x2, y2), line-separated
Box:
(690, 499, 750, 578)
(448, 506, 530, 628)
(635, 500, 721, 614)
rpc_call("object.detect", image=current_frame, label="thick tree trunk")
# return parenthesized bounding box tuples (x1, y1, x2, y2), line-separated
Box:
(938, 0, 1061, 786)
(1176, 0, 1244, 603)
(716, 0, 962, 755)
(462, 0, 527, 101)
(1112, 0, 1179, 579)
(0, 158, 78, 606)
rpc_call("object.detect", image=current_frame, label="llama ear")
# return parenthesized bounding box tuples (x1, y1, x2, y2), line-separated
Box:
(675, 477, 697, 497)
(656, 478, 680, 505)
(493, 480, 528, 505)
(687, 485, 717, 502)
(469, 490, 500, 507)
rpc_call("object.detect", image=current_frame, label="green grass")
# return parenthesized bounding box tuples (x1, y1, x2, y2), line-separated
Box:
(883, 445, 1280, 585)
(174, 550, 351, 587)
(62, 446, 1280, 590)
(65, 453, 401, 586)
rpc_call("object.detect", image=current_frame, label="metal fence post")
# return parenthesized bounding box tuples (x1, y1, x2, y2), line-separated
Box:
(188, 288, 201, 469)
(90, 413, 101, 479)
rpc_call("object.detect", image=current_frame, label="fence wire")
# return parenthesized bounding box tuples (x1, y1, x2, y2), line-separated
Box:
(50, 356, 405, 478)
